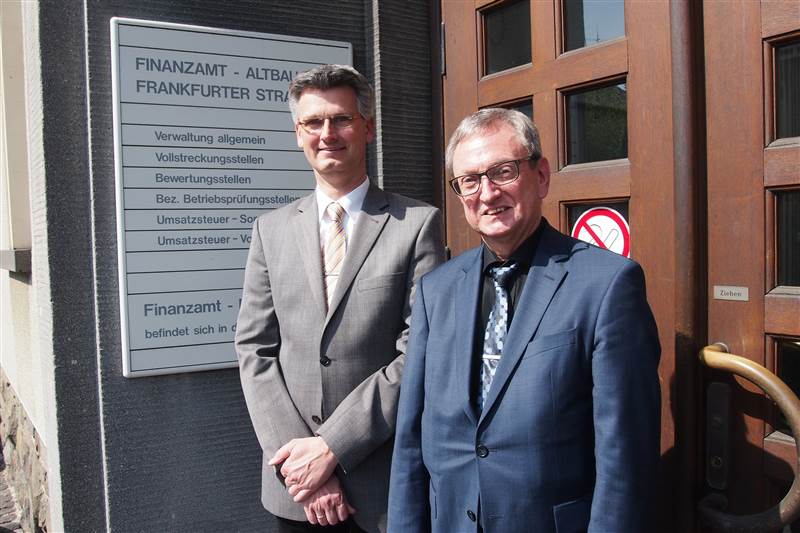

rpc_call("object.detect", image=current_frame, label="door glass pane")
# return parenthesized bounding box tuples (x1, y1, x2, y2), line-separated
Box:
(563, 0, 625, 52)
(484, 0, 531, 75)
(776, 42, 800, 139)
(776, 339, 800, 433)
(777, 190, 800, 287)
(506, 99, 533, 120)
(566, 82, 628, 164)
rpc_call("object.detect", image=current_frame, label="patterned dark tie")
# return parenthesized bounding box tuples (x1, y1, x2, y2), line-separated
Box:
(479, 263, 518, 411)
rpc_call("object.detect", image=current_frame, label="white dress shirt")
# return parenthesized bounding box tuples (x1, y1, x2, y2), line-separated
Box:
(316, 176, 370, 250)
(316, 176, 370, 300)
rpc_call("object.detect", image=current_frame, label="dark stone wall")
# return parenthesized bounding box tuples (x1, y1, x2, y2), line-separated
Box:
(372, 0, 436, 204)
(34, 1, 434, 532)
(86, 3, 370, 531)
(37, 1, 106, 531)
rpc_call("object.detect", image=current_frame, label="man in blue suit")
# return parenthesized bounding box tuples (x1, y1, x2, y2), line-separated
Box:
(388, 108, 661, 533)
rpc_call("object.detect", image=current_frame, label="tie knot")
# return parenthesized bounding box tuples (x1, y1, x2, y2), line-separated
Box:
(326, 202, 345, 224)
(489, 263, 518, 287)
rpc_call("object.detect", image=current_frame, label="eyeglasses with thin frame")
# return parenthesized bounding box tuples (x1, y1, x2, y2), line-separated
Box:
(449, 156, 538, 196)
(297, 114, 362, 134)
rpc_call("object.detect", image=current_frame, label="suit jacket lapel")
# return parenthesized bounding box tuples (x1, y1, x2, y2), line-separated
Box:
(294, 194, 327, 314)
(326, 184, 390, 320)
(479, 226, 569, 424)
(455, 247, 483, 426)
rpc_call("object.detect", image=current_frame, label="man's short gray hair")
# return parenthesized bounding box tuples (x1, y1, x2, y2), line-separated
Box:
(288, 64, 375, 122)
(445, 108, 542, 178)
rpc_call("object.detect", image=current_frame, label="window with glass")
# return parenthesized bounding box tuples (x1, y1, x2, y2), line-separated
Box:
(506, 99, 533, 120)
(563, 0, 625, 52)
(777, 189, 800, 287)
(776, 41, 800, 139)
(566, 82, 627, 164)
(776, 339, 800, 433)
(483, 0, 531, 75)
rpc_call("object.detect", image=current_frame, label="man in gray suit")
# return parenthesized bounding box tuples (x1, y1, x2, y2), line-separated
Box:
(236, 65, 444, 533)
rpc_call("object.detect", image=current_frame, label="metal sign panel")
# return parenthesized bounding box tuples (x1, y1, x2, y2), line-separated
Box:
(111, 18, 351, 377)
(713, 285, 750, 302)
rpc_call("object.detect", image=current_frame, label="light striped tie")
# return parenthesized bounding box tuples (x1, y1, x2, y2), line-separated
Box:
(323, 202, 346, 306)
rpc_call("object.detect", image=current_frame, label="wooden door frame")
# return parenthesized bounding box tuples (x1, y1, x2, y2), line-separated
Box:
(437, 1, 707, 530)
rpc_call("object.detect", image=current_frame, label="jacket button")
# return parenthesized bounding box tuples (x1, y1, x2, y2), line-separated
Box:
(311, 415, 321, 424)
(467, 510, 476, 522)
(476, 445, 489, 458)
(320, 356, 331, 367)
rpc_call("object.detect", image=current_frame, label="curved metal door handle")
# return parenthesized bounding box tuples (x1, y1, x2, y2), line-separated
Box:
(698, 343, 800, 532)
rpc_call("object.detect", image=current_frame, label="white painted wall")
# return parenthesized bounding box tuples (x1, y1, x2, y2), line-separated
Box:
(0, 0, 50, 448)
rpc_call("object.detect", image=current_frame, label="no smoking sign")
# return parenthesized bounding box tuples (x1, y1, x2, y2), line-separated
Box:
(570, 207, 630, 258)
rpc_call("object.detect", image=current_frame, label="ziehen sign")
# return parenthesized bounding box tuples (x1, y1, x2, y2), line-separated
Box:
(111, 18, 351, 376)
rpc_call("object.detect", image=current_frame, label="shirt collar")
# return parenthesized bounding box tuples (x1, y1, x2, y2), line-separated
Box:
(482, 218, 548, 273)
(316, 176, 370, 222)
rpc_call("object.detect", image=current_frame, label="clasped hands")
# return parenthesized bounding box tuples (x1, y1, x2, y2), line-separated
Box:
(269, 436, 356, 526)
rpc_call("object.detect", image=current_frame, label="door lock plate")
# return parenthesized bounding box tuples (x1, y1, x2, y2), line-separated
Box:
(706, 381, 730, 490)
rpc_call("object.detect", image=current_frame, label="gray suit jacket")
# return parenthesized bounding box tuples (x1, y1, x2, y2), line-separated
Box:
(236, 184, 444, 532)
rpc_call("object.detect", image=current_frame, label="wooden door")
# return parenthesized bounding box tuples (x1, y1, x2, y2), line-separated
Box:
(440, 0, 800, 530)
(703, 0, 800, 528)
(440, 0, 703, 530)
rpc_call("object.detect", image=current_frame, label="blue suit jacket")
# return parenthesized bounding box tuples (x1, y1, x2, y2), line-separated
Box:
(388, 223, 660, 533)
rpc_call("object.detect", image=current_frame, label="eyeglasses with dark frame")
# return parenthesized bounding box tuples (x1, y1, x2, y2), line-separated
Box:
(297, 114, 362, 134)
(449, 156, 539, 196)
